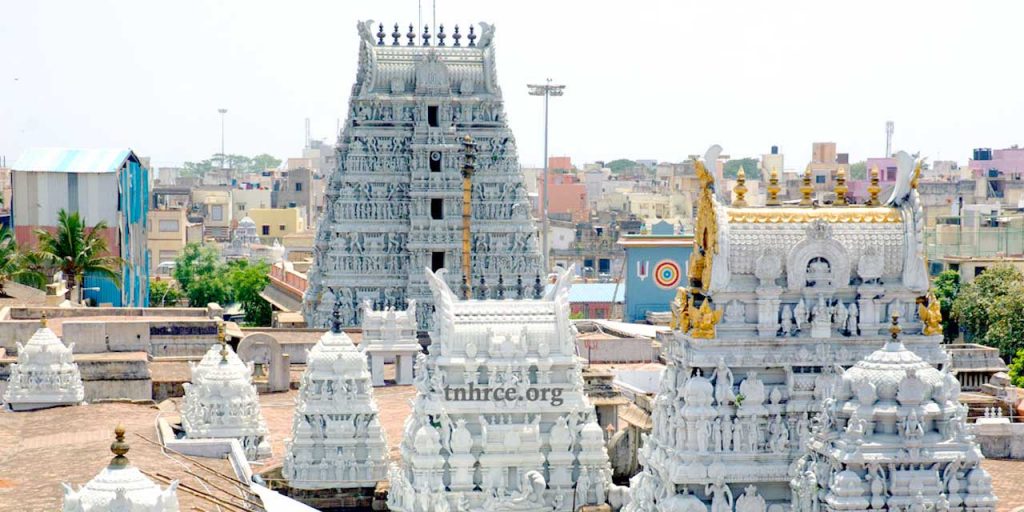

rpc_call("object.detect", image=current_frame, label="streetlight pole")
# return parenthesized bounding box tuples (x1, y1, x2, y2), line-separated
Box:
(218, 108, 228, 169)
(528, 79, 565, 274)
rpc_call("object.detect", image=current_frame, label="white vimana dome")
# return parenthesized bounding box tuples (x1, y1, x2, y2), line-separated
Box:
(3, 316, 85, 411)
(180, 332, 271, 460)
(792, 314, 998, 511)
(62, 425, 180, 512)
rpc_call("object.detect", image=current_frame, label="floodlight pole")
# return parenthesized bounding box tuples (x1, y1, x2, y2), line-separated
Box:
(528, 79, 565, 274)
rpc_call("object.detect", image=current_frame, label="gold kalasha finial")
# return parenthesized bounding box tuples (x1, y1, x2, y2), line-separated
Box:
(732, 166, 748, 207)
(867, 166, 881, 206)
(889, 311, 902, 340)
(834, 167, 848, 206)
(40, 311, 47, 328)
(766, 167, 781, 206)
(109, 424, 130, 467)
(800, 167, 814, 206)
(217, 323, 228, 362)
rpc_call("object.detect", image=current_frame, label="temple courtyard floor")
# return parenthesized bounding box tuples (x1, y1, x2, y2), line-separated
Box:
(1, 385, 1022, 511)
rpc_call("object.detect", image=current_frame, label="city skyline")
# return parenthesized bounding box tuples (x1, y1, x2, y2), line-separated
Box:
(2, 0, 1023, 168)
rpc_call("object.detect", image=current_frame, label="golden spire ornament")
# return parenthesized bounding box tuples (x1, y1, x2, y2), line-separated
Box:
(766, 167, 781, 206)
(109, 424, 130, 468)
(800, 166, 814, 206)
(732, 166, 748, 207)
(834, 167, 848, 206)
(218, 322, 228, 363)
(867, 166, 881, 206)
(40, 311, 47, 328)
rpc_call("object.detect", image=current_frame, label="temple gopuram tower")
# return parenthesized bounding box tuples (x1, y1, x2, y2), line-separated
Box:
(627, 148, 950, 511)
(303, 20, 542, 330)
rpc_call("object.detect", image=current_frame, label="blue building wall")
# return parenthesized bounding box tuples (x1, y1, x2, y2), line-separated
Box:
(623, 235, 693, 323)
(84, 157, 149, 306)
(120, 158, 150, 307)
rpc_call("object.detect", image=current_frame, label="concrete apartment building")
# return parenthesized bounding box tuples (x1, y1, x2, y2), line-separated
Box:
(147, 208, 188, 265)
(248, 207, 306, 243)
(231, 187, 272, 223)
(11, 148, 150, 306)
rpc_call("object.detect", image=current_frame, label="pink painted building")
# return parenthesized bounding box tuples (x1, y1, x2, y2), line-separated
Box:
(968, 147, 1024, 179)
(537, 173, 588, 221)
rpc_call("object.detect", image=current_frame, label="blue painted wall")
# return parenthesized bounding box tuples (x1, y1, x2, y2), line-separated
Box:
(120, 158, 150, 307)
(623, 237, 693, 323)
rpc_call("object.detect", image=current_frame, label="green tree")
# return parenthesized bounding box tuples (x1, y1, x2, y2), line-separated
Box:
(149, 279, 183, 306)
(250, 153, 282, 171)
(951, 265, 1024, 358)
(0, 226, 46, 295)
(723, 158, 761, 180)
(173, 243, 231, 306)
(849, 161, 867, 180)
(182, 159, 215, 177)
(606, 159, 637, 173)
(35, 210, 121, 299)
(931, 270, 961, 342)
(226, 260, 272, 326)
(1008, 349, 1024, 387)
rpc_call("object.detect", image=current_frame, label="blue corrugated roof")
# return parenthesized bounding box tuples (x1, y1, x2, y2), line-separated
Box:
(12, 148, 134, 173)
(566, 283, 625, 303)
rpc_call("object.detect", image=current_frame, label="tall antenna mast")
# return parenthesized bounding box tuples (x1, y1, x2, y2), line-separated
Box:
(432, 0, 437, 38)
(305, 117, 311, 149)
(885, 120, 894, 157)
(418, 0, 422, 38)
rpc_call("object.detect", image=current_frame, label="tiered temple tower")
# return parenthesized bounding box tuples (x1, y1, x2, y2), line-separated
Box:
(792, 314, 998, 511)
(627, 148, 950, 510)
(3, 316, 84, 411)
(387, 267, 618, 512)
(283, 314, 389, 490)
(303, 20, 542, 330)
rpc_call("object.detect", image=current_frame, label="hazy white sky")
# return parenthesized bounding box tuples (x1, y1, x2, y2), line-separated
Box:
(1, 1, 1022, 169)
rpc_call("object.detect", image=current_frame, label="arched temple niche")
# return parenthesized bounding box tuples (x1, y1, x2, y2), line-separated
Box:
(237, 333, 289, 393)
(785, 220, 851, 292)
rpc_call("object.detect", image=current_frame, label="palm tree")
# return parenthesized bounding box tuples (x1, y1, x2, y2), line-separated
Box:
(0, 226, 46, 296)
(35, 210, 122, 300)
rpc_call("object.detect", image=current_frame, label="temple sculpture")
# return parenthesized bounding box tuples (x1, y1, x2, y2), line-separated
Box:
(3, 316, 85, 411)
(627, 147, 951, 510)
(791, 313, 998, 511)
(181, 329, 271, 460)
(283, 311, 389, 489)
(61, 425, 180, 512)
(360, 299, 422, 386)
(303, 20, 542, 330)
(387, 266, 622, 511)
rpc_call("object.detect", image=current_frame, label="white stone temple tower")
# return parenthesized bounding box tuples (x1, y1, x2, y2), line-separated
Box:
(627, 148, 950, 511)
(387, 266, 616, 512)
(359, 299, 421, 386)
(282, 311, 389, 489)
(61, 425, 180, 512)
(181, 328, 271, 459)
(3, 316, 85, 411)
(791, 313, 998, 511)
(303, 20, 542, 330)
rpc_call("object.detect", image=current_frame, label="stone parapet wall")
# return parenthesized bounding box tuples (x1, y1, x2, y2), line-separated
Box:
(972, 422, 1024, 459)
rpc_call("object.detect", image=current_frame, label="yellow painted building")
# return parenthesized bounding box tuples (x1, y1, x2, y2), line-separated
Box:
(147, 208, 188, 267)
(248, 208, 306, 243)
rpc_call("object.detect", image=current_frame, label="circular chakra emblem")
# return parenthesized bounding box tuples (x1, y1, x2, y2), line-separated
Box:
(654, 260, 681, 289)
